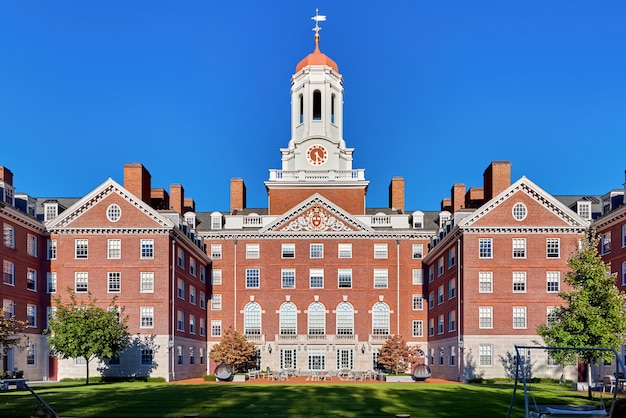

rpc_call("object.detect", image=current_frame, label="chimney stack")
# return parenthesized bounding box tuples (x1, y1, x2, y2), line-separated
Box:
(483, 161, 511, 201)
(169, 184, 184, 215)
(230, 178, 246, 214)
(0, 166, 14, 186)
(124, 163, 152, 204)
(184, 197, 195, 213)
(389, 177, 405, 213)
(150, 188, 169, 210)
(451, 183, 466, 213)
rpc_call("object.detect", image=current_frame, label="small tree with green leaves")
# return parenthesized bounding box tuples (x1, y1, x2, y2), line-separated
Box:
(209, 328, 257, 373)
(0, 307, 28, 375)
(537, 229, 626, 398)
(46, 291, 130, 384)
(376, 334, 419, 375)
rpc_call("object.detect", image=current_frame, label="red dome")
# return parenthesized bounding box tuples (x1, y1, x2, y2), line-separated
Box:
(295, 39, 338, 73)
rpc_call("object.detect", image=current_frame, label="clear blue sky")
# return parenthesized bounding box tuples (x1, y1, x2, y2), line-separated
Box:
(1, 1, 625, 213)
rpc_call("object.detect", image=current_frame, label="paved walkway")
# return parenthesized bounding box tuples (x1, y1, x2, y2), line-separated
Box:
(176, 375, 458, 385)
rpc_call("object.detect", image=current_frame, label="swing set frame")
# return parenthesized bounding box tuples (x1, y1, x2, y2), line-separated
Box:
(506, 345, 626, 418)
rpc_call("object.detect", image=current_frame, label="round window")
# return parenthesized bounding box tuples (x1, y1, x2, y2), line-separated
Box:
(512, 202, 527, 221)
(107, 204, 121, 222)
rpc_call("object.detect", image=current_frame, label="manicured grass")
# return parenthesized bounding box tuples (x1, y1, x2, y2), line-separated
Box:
(0, 381, 611, 417)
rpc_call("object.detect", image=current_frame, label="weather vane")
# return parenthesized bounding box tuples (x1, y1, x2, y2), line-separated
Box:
(311, 8, 327, 37)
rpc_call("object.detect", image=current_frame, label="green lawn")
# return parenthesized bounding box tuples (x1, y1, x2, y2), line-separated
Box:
(0, 381, 615, 417)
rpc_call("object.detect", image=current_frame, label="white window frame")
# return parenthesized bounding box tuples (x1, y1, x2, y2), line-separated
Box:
(479, 238, 492, 258)
(546, 238, 560, 258)
(412, 294, 423, 311)
(412, 244, 423, 259)
(75, 239, 88, 259)
(512, 271, 526, 293)
(108, 272, 121, 293)
(412, 269, 423, 285)
(47, 239, 57, 260)
(107, 239, 121, 259)
(338, 243, 352, 258)
(211, 294, 222, 311)
(412, 320, 423, 337)
(211, 320, 222, 337)
(338, 269, 352, 288)
(140, 306, 154, 328)
(75, 272, 88, 292)
(310, 243, 324, 259)
(141, 239, 154, 259)
(513, 306, 527, 329)
(282, 243, 295, 258)
(309, 268, 324, 289)
(140, 272, 154, 293)
(546, 271, 561, 292)
(512, 238, 526, 258)
(479, 306, 493, 329)
(246, 243, 260, 259)
(479, 271, 493, 293)
(373, 269, 388, 288)
(281, 269, 295, 289)
(211, 244, 222, 259)
(374, 243, 388, 259)
(246, 268, 260, 288)
(47, 272, 57, 293)
(212, 269, 222, 285)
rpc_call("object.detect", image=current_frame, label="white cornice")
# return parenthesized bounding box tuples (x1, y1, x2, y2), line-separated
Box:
(0, 206, 46, 234)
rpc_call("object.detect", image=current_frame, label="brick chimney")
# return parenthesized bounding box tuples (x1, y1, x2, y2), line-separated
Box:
(483, 161, 511, 201)
(230, 178, 246, 214)
(441, 197, 452, 212)
(465, 187, 484, 209)
(388, 177, 405, 213)
(124, 163, 151, 204)
(184, 197, 195, 213)
(169, 184, 184, 215)
(150, 188, 169, 210)
(451, 183, 466, 213)
(0, 166, 14, 185)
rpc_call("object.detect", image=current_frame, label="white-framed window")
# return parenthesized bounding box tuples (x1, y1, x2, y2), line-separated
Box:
(282, 243, 295, 258)
(140, 239, 154, 259)
(412, 320, 423, 337)
(577, 201, 591, 220)
(412, 244, 423, 259)
(140, 306, 154, 328)
(200, 266, 206, 283)
(189, 286, 196, 304)
(108, 272, 121, 293)
(437, 315, 444, 334)
(336, 302, 354, 335)
(246, 243, 260, 259)
(546, 271, 561, 292)
(512, 272, 526, 293)
(3, 260, 15, 285)
(309, 268, 324, 288)
(428, 292, 434, 309)
(211, 213, 222, 230)
(189, 258, 196, 276)
(27, 269, 37, 291)
(374, 243, 388, 259)
(27, 234, 37, 257)
(546, 238, 560, 258)
(200, 291, 206, 309)
(428, 318, 434, 336)
(412, 269, 423, 285)
(246, 269, 260, 288)
(27, 304, 37, 327)
(449, 346, 456, 366)
(338, 269, 352, 288)
(177, 310, 185, 332)
(281, 269, 295, 288)
(479, 238, 492, 258)
(75, 272, 88, 292)
(27, 344, 36, 365)
(512, 202, 527, 221)
(211, 294, 222, 311)
(176, 278, 185, 299)
(601, 233, 612, 255)
(512, 238, 526, 258)
(140, 272, 154, 293)
(212, 269, 222, 285)
(107, 239, 121, 259)
(211, 320, 222, 337)
(177, 346, 183, 365)
(513, 306, 527, 329)
(448, 278, 456, 299)
(547, 306, 557, 325)
(3, 299, 14, 317)
(307, 302, 326, 335)
(338, 243, 352, 258)
(479, 271, 493, 293)
(3, 224, 15, 248)
(189, 346, 195, 364)
(279, 302, 297, 335)
(448, 247, 456, 267)
(622, 225, 626, 248)
(479, 344, 492, 366)
(189, 315, 196, 334)
(437, 286, 444, 304)
(211, 244, 222, 259)
(448, 310, 456, 331)
(75, 239, 88, 259)
(47, 239, 57, 260)
(177, 248, 185, 268)
(244, 302, 261, 336)
(412, 294, 423, 310)
(310, 243, 324, 258)
(437, 258, 444, 276)
(372, 302, 390, 335)
(428, 266, 434, 282)
(43, 203, 58, 221)
(374, 269, 388, 288)
(308, 348, 326, 371)
(200, 319, 206, 336)
(622, 261, 626, 286)
(479, 306, 493, 329)
(106, 204, 121, 222)
(47, 272, 57, 293)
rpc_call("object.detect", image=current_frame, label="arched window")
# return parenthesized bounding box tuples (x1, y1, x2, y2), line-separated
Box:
(331, 93, 336, 123)
(313, 90, 322, 120)
(336, 302, 354, 335)
(279, 302, 297, 335)
(372, 302, 390, 335)
(308, 302, 325, 335)
(299, 94, 304, 124)
(244, 302, 261, 336)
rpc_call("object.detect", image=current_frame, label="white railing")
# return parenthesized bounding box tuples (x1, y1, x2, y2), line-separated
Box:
(371, 215, 391, 226)
(268, 169, 365, 182)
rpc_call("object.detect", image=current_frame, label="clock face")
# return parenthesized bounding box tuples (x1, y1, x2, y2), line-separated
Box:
(306, 144, 328, 166)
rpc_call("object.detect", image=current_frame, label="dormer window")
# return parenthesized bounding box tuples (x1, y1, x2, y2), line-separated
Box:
(577, 201, 591, 220)
(0, 182, 14, 205)
(185, 212, 197, 230)
(438, 211, 451, 229)
(313, 90, 322, 120)
(210, 212, 222, 230)
(412, 211, 424, 229)
(44, 202, 59, 222)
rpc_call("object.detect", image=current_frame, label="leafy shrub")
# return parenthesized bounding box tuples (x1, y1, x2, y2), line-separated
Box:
(204, 374, 217, 381)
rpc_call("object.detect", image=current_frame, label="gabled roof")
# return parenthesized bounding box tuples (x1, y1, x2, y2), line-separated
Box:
(260, 193, 374, 233)
(45, 178, 175, 229)
(458, 176, 589, 228)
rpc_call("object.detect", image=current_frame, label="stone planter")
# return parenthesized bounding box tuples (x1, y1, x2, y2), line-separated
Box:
(385, 375, 414, 383)
(233, 374, 246, 382)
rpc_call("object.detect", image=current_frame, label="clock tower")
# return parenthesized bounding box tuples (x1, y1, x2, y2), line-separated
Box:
(266, 10, 369, 215)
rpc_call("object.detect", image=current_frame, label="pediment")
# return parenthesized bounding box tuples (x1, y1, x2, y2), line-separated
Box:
(458, 176, 589, 229)
(261, 194, 373, 233)
(46, 178, 174, 230)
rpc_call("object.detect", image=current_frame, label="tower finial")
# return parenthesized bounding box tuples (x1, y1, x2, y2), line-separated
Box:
(311, 8, 326, 45)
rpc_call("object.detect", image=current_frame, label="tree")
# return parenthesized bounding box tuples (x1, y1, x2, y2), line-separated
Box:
(537, 229, 626, 398)
(46, 291, 130, 384)
(209, 328, 257, 373)
(0, 307, 28, 374)
(376, 334, 419, 375)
